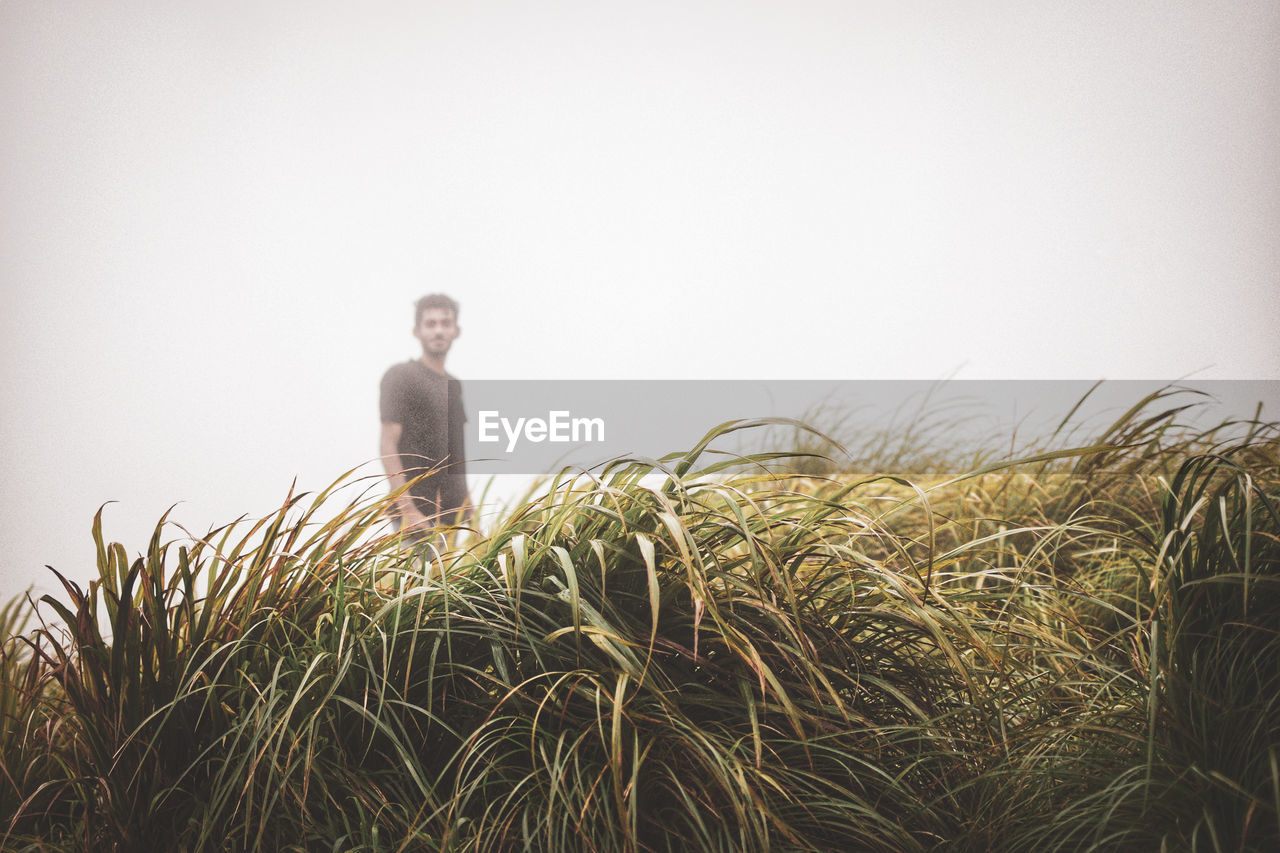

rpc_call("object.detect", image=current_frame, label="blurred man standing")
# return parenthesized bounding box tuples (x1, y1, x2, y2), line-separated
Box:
(379, 293, 471, 533)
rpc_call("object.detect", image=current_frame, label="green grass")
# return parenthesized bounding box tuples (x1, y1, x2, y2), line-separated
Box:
(2, 390, 1277, 851)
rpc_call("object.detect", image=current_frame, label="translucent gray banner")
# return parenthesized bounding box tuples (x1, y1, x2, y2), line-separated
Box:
(457, 380, 1280, 476)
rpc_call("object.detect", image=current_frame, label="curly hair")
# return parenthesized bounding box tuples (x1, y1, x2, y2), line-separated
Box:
(414, 293, 460, 326)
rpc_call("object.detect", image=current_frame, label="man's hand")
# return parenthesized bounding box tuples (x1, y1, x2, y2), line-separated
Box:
(397, 502, 432, 531)
(382, 421, 435, 533)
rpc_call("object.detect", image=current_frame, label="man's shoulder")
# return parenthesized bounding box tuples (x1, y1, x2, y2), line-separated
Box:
(383, 359, 419, 375)
(381, 360, 424, 384)
(382, 361, 464, 387)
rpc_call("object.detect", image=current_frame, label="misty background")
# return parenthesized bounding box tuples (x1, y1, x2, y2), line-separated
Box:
(3, 1, 1278, 602)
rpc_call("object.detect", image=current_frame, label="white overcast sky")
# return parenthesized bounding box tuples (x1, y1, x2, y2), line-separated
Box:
(3, 1, 1278, 601)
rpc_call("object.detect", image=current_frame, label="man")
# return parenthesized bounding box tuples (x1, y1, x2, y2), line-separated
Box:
(379, 293, 472, 534)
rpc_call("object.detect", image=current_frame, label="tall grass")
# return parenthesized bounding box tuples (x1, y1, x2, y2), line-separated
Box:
(2, 391, 1277, 851)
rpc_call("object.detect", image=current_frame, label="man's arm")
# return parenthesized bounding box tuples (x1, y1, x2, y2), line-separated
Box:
(380, 421, 432, 529)
(458, 489, 475, 526)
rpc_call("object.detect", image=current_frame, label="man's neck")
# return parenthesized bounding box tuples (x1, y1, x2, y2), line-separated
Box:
(419, 354, 448, 375)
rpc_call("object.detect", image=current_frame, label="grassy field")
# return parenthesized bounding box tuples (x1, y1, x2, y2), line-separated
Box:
(2, 389, 1277, 851)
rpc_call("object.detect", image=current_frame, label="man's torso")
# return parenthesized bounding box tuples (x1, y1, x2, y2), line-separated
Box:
(379, 360, 467, 518)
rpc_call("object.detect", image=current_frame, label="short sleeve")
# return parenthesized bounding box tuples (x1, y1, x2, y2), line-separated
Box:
(379, 366, 407, 424)
(452, 377, 468, 423)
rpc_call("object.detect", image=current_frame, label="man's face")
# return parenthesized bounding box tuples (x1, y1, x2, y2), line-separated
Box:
(414, 307, 460, 357)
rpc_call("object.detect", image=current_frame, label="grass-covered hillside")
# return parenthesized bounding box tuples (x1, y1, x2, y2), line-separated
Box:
(2, 390, 1277, 851)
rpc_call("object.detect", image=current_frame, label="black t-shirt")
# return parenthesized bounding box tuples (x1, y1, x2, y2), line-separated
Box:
(379, 360, 468, 519)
